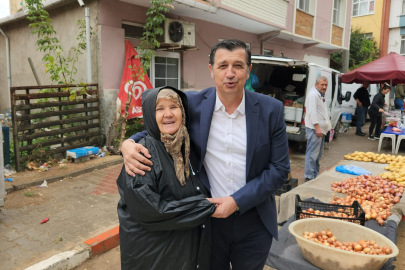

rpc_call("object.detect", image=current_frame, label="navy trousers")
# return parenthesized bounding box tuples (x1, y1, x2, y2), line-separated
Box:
(210, 207, 273, 270)
(356, 106, 368, 134)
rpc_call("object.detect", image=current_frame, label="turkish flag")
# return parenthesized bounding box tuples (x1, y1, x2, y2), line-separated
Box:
(117, 40, 153, 119)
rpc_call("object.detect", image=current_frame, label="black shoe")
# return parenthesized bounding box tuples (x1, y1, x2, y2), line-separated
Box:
(355, 132, 366, 136)
(374, 135, 380, 139)
(305, 178, 312, 182)
(368, 136, 375, 140)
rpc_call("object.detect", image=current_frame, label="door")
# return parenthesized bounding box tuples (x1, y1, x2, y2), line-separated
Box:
(321, 69, 333, 119)
(330, 73, 342, 129)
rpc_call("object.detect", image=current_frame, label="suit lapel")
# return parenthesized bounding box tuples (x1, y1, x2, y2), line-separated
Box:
(199, 88, 216, 171)
(245, 90, 259, 180)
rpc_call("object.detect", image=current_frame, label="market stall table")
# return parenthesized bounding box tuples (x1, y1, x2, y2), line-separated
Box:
(272, 159, 405, 269)
(378, 126, 405, 154)
(277, 160, 405, 225)
(267, 199, 397, 270)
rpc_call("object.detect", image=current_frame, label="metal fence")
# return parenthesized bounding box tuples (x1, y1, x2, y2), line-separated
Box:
(10, 84, 102, 171)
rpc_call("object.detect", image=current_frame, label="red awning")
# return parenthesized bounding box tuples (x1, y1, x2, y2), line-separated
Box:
(341, 52, 405, 85)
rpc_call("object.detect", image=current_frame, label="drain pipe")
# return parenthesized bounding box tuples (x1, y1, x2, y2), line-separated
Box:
(85, 7, 92, 83)
(0, 28, 12, 111)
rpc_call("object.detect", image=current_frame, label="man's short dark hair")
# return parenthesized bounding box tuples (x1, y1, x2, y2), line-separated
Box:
(209, 39, 251, 67)
(382, 83, 391, 91)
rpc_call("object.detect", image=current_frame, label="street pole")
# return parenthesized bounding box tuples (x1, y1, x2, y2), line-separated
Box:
(0, 114, 5, 207)
(342, 49, 349, 73)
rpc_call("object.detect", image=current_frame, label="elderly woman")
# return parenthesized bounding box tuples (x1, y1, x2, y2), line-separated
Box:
(117, 86, 216, 270)
(368, 84, 392, 140)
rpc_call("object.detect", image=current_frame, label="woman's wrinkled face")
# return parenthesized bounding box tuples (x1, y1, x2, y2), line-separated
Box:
(156, 98, 182, 135)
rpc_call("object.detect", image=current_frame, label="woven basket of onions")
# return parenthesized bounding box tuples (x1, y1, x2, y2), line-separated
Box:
(289, 219, 398, 270)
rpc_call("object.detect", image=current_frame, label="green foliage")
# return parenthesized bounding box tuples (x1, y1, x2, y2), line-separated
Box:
(24, 191, 37, 197)
(125, 118, 145, 138)
(331, 27, 380, 71)
(26, 0, 93, 98)
(136, 0, 173, 71)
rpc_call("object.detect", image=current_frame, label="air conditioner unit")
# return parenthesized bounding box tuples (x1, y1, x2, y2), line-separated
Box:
(158, 18, 195, 46)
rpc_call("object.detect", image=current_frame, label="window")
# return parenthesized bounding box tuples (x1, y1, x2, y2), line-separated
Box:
(352, 0, 375, 17)
(297, 0, 310, 13)
(122, 21, 144, 39)
(400, 36, 405, 55)
(149, 51, 181, 89)
(333, 0, 341, 25)
(263, 50, 273, 56)
(364, 32, 373, 39)
(402, 0, 405, 14)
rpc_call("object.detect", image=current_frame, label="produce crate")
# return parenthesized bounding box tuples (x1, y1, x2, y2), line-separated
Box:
(295, 195, 366, 226)
(276, 177, 298, 196)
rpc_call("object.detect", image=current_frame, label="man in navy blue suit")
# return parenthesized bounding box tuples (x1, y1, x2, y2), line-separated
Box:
(121, 39, 290, 270)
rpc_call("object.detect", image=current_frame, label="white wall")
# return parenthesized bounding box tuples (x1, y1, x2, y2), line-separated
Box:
(221, 0, 287, 27)
(388, 27, 401, 54)
(389, 0, 403, 28)
(303, 54, 330, 67)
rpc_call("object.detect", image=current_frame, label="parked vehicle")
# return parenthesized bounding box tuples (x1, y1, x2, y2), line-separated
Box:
(251, 55, 350, 142)
(341, 83, 380, 125)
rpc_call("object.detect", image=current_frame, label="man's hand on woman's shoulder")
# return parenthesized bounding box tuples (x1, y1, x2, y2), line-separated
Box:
(122, 139, 153, 177)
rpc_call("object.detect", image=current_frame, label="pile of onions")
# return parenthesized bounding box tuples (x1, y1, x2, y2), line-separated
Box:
(302, 229, 393, 255)
(330, 175, 403, 226)
(301, 208, 356, 220)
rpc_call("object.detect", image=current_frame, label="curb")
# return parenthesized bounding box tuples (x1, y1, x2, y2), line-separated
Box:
(24, 226, 120, 270)
(25, 244, 91, 270)
(6, 158, 123, 194)
(84, 226, 120, 257)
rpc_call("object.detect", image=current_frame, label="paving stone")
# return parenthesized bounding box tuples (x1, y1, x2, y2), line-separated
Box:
(4, 229, 23, 241)
(0, 258, 17, 270)
(14, 236, 38, 249)
(5, 246, 28, 262)
(9, 222, 31, 232)
(34, 233, 58, 246)
(1, 217, 18, 226)
(45, 224, 70, 237)
(0, 239, 17, 252)
(21, 227, 45, 239)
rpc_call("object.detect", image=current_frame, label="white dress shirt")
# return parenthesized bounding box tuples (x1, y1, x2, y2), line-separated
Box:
(304, 87, 332, 135)
(203, 91, 247, 198)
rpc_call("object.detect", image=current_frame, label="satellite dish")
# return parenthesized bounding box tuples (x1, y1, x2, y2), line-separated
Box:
(168, 21, 184, 42)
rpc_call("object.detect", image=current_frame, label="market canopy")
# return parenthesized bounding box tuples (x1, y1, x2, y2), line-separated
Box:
(341, 52, 405, 85)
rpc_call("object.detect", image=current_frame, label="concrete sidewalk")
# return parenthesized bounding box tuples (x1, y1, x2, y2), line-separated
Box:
(0, 163, 123, 270)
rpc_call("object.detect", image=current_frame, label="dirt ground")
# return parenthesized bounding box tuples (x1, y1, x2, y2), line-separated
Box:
(74, 246, 121, 270)
(4, 155, 121, 190)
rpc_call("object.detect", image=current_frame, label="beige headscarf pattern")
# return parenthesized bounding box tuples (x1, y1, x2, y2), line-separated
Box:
(157, 89, 190, 186)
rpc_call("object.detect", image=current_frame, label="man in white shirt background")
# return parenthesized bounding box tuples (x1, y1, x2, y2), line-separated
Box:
(121, 39, 290, 270)
(304, 76, 331, 182)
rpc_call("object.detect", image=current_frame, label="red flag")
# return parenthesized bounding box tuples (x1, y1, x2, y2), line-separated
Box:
(118, 40, 153, 119)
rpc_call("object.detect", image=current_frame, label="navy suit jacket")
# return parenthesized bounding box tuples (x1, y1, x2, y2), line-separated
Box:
(131, 87, 290, 240)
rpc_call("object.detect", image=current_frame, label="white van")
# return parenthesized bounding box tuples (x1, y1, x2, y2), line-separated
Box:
(251, 55, 350, 142)
(341, 83, 380, 124)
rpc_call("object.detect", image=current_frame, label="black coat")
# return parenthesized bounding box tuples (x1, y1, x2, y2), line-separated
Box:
(117, 86, 216, 270)
(368, 91, 385, 117)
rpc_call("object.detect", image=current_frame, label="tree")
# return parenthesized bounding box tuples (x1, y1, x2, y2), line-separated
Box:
(331, 27, 380, 71)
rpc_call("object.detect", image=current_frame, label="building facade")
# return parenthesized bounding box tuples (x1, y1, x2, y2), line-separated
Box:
(350, 0, 391, 57)
(0, 0, 353, 133)
(387, 0, 405, 56)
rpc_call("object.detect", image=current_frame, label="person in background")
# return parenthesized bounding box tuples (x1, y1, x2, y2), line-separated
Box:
(353, 82, 370, 136)
(368, 84, 392, 140)
(394, 83, 405, 110)
(304, 76, 331, 182)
